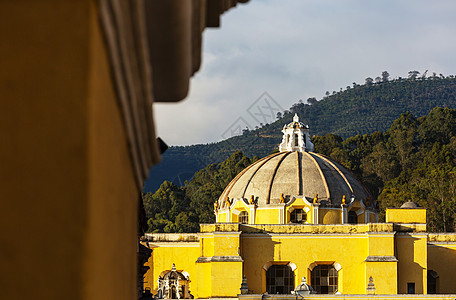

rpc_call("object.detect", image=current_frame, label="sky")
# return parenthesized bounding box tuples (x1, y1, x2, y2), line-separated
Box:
(154, 0, 456, 146)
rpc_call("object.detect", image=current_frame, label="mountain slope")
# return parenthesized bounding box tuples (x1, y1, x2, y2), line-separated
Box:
(144, 76, 456, 192)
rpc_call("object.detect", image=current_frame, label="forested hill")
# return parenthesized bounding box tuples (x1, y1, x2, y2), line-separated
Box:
(143, 107, 456, 233)
(144, 74, 456, 192)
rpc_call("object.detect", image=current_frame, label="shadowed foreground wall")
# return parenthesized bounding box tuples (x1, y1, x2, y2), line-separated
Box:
(0, 1, 137, 299)
(0, 0, 250, 299)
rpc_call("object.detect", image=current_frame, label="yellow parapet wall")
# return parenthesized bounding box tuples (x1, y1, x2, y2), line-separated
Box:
(386, 208, 426, 224)
(239, 294, 456, 300)
(201, 223, 394, 234)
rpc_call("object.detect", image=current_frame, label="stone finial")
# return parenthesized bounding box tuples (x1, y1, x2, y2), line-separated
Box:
(367, 276, 375, 294)
(313, 193, 318, 204)
(342, 195, 346, 205)
(171, 263, 176, 272)
(214, 201, 219, 210)
(249, 195, 255, 205)
(240, 276, 249, 294)
(280, 193, 285, 203)
(293, 113, 299, 122)
(225, 196, 231, 207)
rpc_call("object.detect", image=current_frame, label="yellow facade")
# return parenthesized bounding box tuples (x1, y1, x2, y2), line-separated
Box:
(216, 197, 376, 226)
(143, 206, 456, 298)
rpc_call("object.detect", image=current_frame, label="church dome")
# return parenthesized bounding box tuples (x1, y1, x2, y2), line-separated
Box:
(218, 150, 371, 207)
(400, 201, 418, 208)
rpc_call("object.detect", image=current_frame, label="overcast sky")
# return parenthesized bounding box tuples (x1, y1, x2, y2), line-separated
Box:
(154, 0, 456, 146)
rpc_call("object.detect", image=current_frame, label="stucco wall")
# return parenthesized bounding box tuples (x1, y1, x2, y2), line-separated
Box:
(0, 2, 138, 299)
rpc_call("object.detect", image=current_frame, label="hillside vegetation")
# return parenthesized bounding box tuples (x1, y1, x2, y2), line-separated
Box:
(143, 107, 456, 233)
(144, 73, 456, 192)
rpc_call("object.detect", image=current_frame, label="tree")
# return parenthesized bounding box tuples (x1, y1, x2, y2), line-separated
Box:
(408, 70, 420, 80)
(387, 112, 418, 171)
(382, 71, 390, 82)
(143, 181, 187, 232)
(418, 107, 456, 146)
(307, 97, 317, 105)
(276, 112, 282, 119)
(365, 77, 373, 86)
(375, 77, 381, 83)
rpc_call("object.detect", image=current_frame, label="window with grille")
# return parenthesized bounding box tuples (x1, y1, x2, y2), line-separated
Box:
(239, 211, 249, 224)
(266, 265, 294, 294)
(294, 134, 299, 146)
(290, 209, 306, 223)
(348, 211, 358, 224)
(311, 265, 338, 294)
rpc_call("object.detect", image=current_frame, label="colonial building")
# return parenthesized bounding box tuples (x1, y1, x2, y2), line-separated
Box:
(142, 116, 456, 299)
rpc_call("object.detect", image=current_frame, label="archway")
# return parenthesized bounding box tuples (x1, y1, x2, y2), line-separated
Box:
(266, 264, 295, 294)
(310, 264, 338, 294)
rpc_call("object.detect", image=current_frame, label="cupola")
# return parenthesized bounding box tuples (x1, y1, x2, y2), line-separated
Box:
(279, 113, 314, 152)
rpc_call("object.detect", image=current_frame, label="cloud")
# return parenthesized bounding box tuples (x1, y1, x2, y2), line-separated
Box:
(154, 0, 456, 146)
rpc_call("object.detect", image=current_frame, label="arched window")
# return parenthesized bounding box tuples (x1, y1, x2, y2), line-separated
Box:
(239, 211, 249, 224)
(170, 286, 177, 299)
(290, 209, 306, 223)
(311, 265, 338, 294)
(294, 134, 299, 146)
(266, 265, 294, 294)
(348, 211, 358, 224)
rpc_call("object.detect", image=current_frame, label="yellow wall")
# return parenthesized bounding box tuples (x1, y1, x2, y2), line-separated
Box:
(218, 212, 228, 222)
(0, 2, 139, 299)
(201, 234, 215, 257)
(214, 232, 241, 256)
(255, 208, 282, 224)
(386, 208, 427, 224)
(210, 261, 243, 297)
(365, 261, 397, 294)
(396, 233, 428, 294)
(368, 233, 395, 256)
(196, 262, 212, 297)
(369, 212, 378, 223)
(144, 220, 456, 298)
(143, 242, 200, 295)
(427, 234, 456, 294)
(242, 233, 369, 294)
(319, 208, 342, 224)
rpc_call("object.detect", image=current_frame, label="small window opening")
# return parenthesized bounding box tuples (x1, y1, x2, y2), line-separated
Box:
(294, 134, 299, 146)
(427, 270, 438, 294)
(290, 209, 307, 223)
(348, 211, 358, 224)
(239, 211, 249, 224)
(407, 282, 415, 294)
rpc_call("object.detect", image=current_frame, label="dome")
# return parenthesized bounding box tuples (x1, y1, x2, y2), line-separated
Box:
(400, 201, 418, 209)
(293, 277, 314, 295)
(162, 263, 188, 280)
(218, 150, 371, 207)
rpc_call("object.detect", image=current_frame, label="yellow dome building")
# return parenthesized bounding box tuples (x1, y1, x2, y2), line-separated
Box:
(217, 114, 376, 226)
(142, 115, 456, 299)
